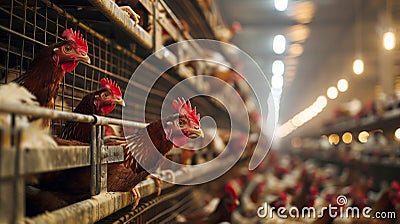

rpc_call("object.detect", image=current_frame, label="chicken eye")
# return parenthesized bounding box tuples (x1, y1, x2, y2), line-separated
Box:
(63, 45, 72, 53)
(178, 120, 184, 127)
(103, 93, 109, 98)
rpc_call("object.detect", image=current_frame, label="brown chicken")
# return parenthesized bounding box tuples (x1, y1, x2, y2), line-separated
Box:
(215, 21, 242, 43)
(28, 98, 203, 215)
(291, 169, 319, 209)
(59, 78, 125, 143)
(353, 181, 400, 224)
(108, 98, 203, 197)
(349, 177, 374, 208)
(176, 184, 240, 223)
(13, 28, 90, 126)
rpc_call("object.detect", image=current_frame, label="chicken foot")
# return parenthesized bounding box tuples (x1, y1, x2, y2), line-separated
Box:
(119, 6, 140, 25)
(130, 186, 141, 210)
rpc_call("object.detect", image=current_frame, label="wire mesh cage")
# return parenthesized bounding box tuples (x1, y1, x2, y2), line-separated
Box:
(7, 2, 143, 130)
(0, 0, 247, 223)
(0, 0, 162, 136)
(0, 0, 235, 132)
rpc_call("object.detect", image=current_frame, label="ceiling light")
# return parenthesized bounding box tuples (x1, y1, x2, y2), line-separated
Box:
(327, 86, 338, 99)
(383, 0, 395, 51)
(287, 24, 310, 43)
(272, 60, 285, 76)
(395, 128, 400, 141)
(298, 110, 308, 122)
(383, 31, 396, 50)
(353, 59, 364, 75)
(310, 103, 322, 113)
(342, 132, 353, 144)
(275, 0, 288, 11)
(288, 43, 304, 57)
(273, 35, 286, 54)
(328, 134, 340, 145)
(289, 1, 316, 24)
(358, 131, 369, 143)
(291, 115, 304, 127)
(271, 87, 283, 96)
(271, 75, 284, 89)
(291, 137, 303, 148)
(315, 96, 327, 109)
(337, 79, 349, 92)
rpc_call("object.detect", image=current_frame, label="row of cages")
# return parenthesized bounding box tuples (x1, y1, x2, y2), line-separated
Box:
(285, 132, 400, 187)
(0, 0, 261, 223)
(0, 0, 249, 132)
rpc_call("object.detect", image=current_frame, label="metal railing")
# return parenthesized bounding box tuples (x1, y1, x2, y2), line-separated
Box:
(0, 101, 236, 223)
(0, 102, 145, 223)
(0, 0, 220, 135)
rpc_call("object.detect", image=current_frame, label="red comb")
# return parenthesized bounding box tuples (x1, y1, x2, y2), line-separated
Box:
(62, 28, 88, 53)
(392, 181, 400, 191)
(390, 181, 400, 205)
(310, 186, 318, 196)
(278, 191, 288, 200)
(231, 21, 242, 33)
(100, 78, 122, 98)
(172, 97, 200, 125)
(225, 184, 238, 200)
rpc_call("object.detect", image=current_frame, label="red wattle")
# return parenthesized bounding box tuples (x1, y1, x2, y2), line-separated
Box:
(61, 61, 79, 72)
(101, 104, 116, 115)
(171, 135, 189, 148)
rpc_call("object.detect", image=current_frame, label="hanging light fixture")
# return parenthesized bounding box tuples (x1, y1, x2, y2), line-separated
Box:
(272, 60, 285, 76)
(327, 86, 338, 99)
(342, 132, 353, 144)
(273, 34, 286, 54)
(275, 0, 288, 12)
(383, 31, 396, 50)
(358, 131, 369, 143)
(395, 127, 400, 141)
(353, 0, 364, 75)
(353, 59, 364, 75)
(337, 78, 349, 92)
(383, 0, 396, 50)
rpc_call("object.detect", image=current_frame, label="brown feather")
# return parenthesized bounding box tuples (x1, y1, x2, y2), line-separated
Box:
(124, 115, 176, 173)
(60, 89, 106, 143)
(14, 41, 69, 109)
(29, 115, 179, 214)
(13, 41, 70, 127)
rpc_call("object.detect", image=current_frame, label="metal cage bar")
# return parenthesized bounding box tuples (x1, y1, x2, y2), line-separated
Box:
(0, 0, 214, 131)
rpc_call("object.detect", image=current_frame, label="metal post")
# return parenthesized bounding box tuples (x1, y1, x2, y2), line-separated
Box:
(153, 0, 158, 53)
(90, 124, 97, 196)
(13, 129, 24, 224)
(0, 128, 10, 224)
(7, 114, 25, 223)
(100, 125, 108, 192)
(96, 125, 101, 194)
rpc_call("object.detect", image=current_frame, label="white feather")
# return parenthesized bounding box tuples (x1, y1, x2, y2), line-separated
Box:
(0, 83, 57, 149)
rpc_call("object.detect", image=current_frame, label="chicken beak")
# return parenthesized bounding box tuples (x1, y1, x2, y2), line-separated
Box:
(235, 199, 240, 206)
(76, 54, 91, 64)
(114, 98, 125, 107)
(188, 128, 204, 139)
